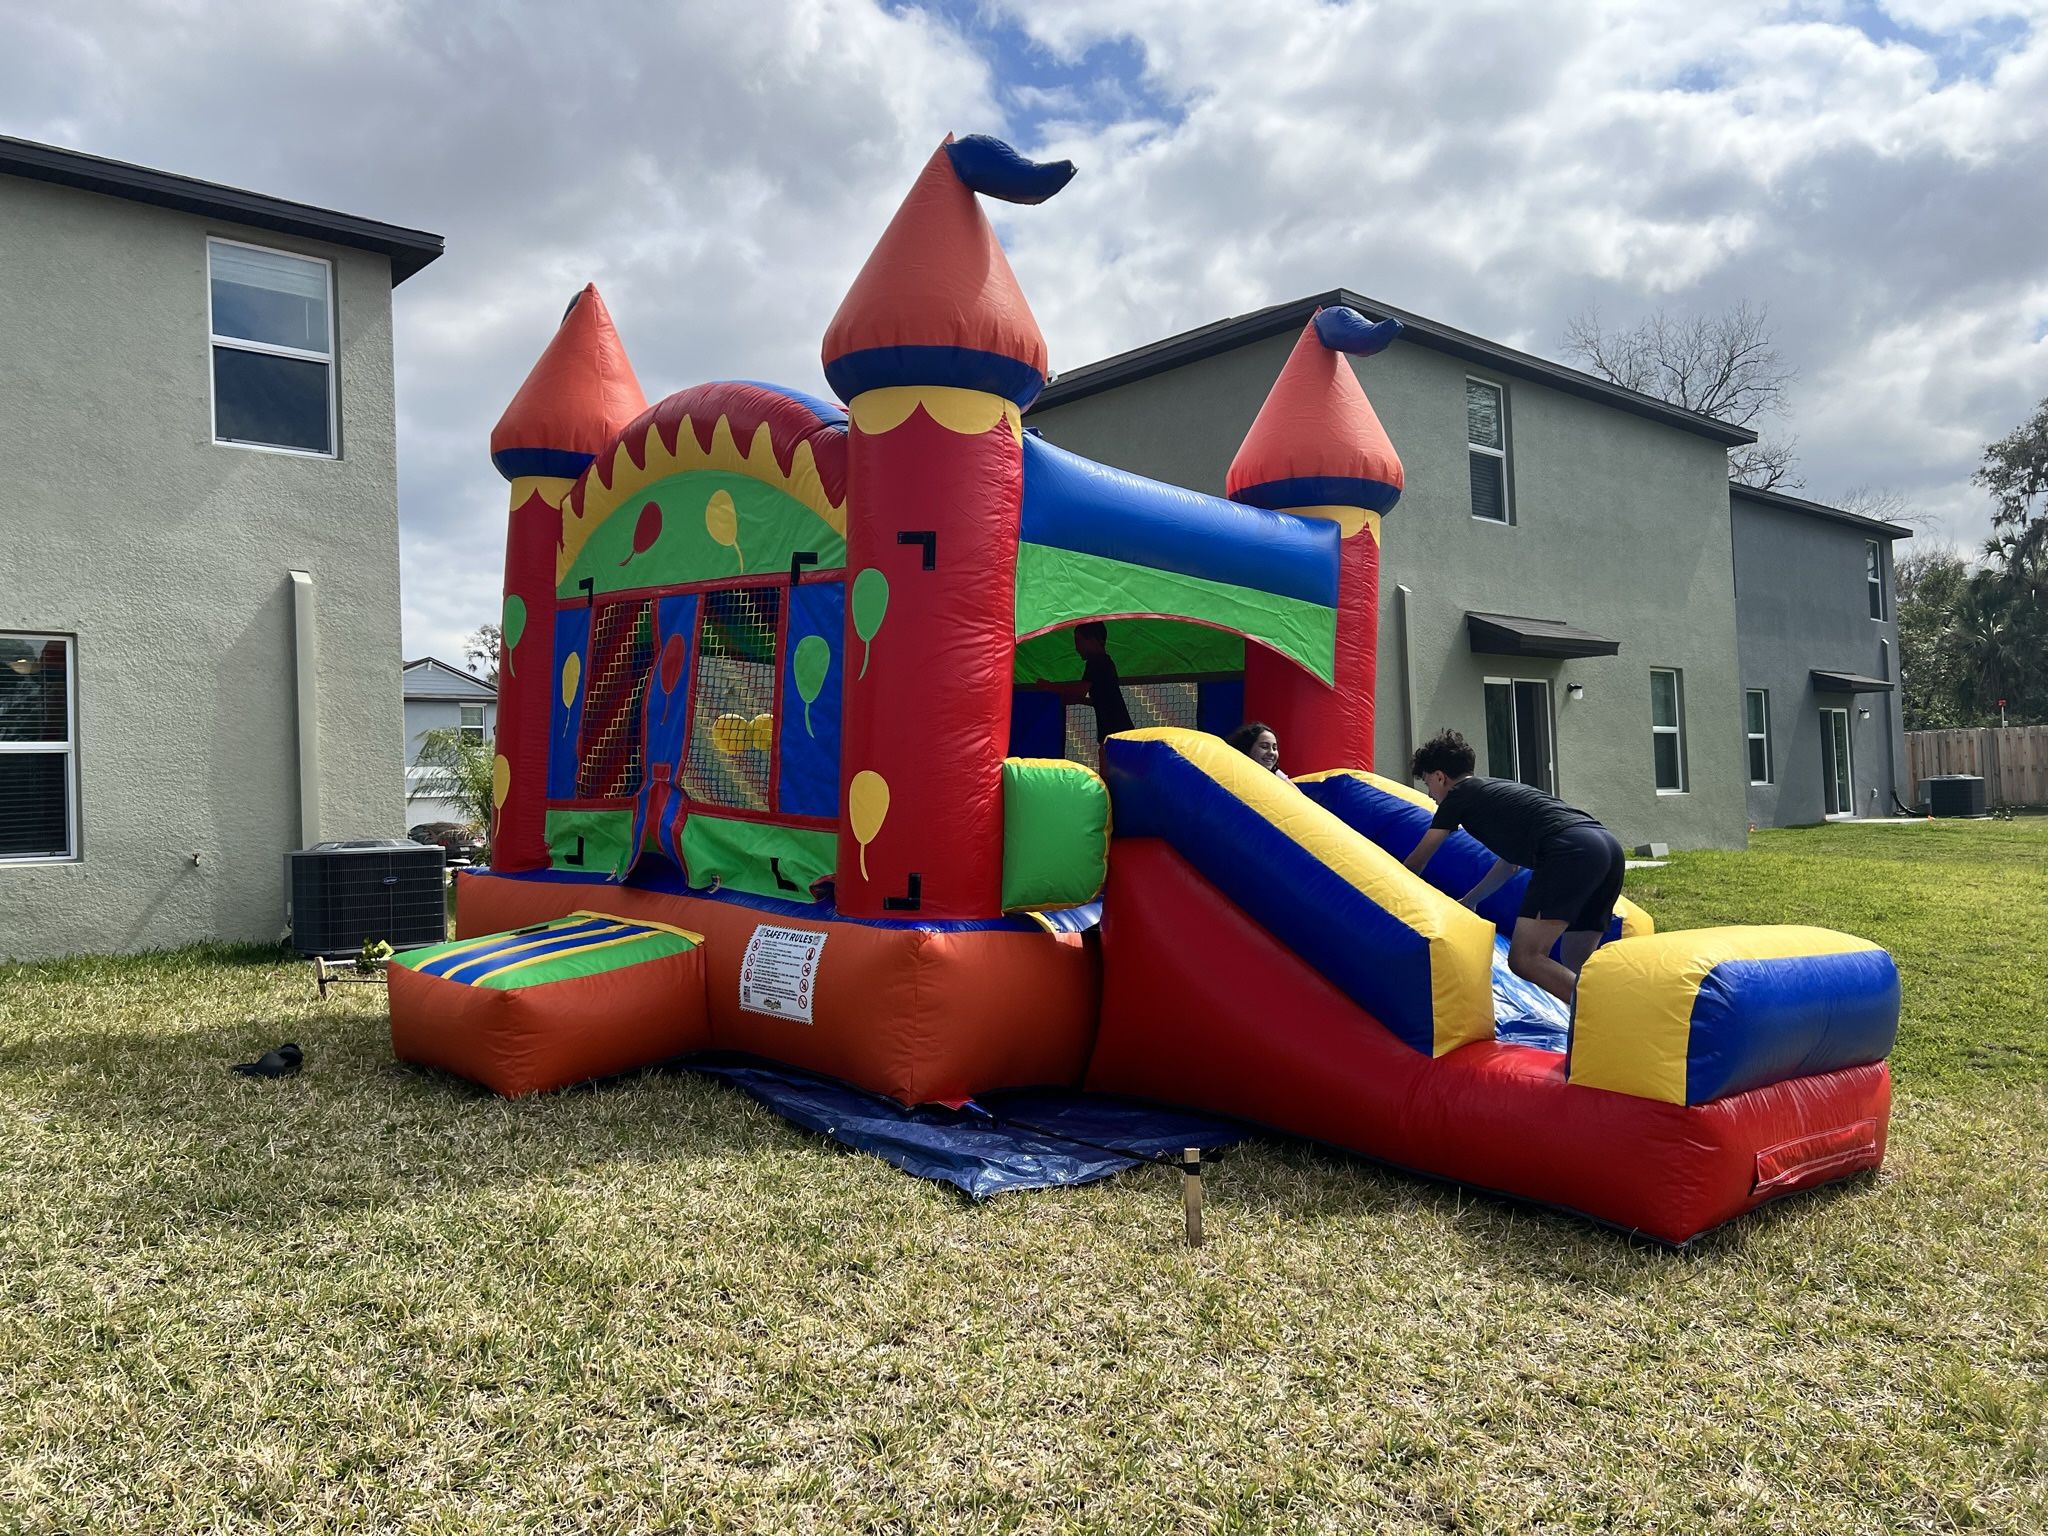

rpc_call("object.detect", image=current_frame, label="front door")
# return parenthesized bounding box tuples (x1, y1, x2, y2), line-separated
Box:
(1820, 707, 1853, 816)
(1484, 678, 1555, 793)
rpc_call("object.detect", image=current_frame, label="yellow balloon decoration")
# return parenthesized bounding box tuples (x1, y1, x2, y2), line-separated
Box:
(748, 713, 775, 752)
(491, 753, 511, 809)
(711, 713, 749, 754)
(848, 770, 889, 880)
(559, 652, 582, 735)
(705, 488, 744, 573)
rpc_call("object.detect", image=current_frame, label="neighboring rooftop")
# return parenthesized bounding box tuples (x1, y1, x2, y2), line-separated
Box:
(1032, 288, 1759, 448)
(0, 135, 444, 283)
(1730, 482, 1914, 540)
(402, 658, 497, 699)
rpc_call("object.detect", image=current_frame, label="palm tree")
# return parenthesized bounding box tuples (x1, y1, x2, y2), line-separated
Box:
(408, 727, 496, 847)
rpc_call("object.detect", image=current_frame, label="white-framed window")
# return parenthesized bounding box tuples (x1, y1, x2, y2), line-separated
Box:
(208, 237, 337, 457)
(1482, 677, 1555, 793)
(1866, 540, 1885, 621)
(0, 633, 79, 862)
(1651, 667, 1687, 793)
(1466, 377, 1511, 524)
(1745, 689, 1772, 785)
(459, 704, 486, 743)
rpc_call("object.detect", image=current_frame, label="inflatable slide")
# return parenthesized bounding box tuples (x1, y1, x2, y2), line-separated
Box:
(1090, 730, 1897, 1244)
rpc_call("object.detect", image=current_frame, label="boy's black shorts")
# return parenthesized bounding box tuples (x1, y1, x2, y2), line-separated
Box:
(1520, 826, 1626, 934)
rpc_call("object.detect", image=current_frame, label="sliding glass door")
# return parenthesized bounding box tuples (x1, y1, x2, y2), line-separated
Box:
(1820, 707, 1853, 817)
(1483, 678, 1555, 793)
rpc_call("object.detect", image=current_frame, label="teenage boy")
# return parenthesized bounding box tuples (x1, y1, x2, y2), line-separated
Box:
(1402, 729, 1624, 1004)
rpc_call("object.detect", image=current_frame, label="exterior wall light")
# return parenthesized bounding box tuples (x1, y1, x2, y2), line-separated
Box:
(1566, 682, 1585, 701)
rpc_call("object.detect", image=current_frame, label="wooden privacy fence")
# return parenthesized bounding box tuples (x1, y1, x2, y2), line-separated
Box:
(1906, 726, 2048, 808)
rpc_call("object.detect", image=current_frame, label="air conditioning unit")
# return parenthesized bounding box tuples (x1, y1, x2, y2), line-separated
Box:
(287, 839, 446, 956)
(1924, 775, 1988, 819)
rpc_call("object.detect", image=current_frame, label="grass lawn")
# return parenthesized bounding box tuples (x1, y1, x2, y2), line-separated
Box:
(2, 821, 2044, 1534)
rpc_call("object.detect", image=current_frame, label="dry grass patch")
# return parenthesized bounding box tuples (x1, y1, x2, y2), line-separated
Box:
(1, 820, 2044, 1533)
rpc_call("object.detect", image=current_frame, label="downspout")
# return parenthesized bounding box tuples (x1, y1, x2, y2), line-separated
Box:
(1396, 584, 1418, 769)
(1881, 636, 1898, 815)
(288, 570, 320, 846)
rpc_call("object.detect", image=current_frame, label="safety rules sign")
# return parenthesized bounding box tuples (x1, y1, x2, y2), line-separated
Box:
(738, 924, 827, 1024)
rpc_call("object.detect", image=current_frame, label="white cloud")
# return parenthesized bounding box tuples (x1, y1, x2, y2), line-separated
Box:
(987, 0, 2048, 543)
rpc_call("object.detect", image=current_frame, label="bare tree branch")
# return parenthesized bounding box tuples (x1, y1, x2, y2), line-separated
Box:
(1835, 484, 1944, 534)
(1564, 301, 1799, 484)
(1731, 436, 1801, 491)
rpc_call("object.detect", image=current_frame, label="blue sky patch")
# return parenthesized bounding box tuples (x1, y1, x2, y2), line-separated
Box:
(904, 2, 1186, 140)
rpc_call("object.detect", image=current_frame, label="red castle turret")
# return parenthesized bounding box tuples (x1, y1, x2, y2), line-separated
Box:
(1228, 307, 1404, 773)
(821, 135, 1072, 920)
(488, 286, 647, 872)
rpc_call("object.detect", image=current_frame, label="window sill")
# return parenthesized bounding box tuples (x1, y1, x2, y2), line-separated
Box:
(1655, 788, 1689, 796)
(1470, 515, 1515, 526)
(0, 854, 81, 867)
(214, 438, 338, 461)
(1748, 780, 1772, 787)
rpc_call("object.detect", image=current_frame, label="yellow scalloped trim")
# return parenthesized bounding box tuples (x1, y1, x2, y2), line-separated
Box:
(558, 414, 847, 584)
(1272, 504, 1381, 541)
(849, 386, 1022, 442)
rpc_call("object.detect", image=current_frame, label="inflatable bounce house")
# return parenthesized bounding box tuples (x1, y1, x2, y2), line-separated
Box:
(406, 135, 1899, 1245)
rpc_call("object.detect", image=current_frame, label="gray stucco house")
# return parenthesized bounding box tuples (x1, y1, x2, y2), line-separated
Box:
(1030, 290, 1757, 850)
(0, 136, 442, 960)
(402, 657, 497, 829)
(1730, 486, 1911, 826)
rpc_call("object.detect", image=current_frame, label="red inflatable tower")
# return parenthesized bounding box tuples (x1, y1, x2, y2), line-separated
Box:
(1228, 308, 1405, 773)
(487, 286, 646, 872)
(821, 136, 1073, 919)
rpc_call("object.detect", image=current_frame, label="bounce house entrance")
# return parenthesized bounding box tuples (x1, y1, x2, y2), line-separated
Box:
(1010, 617, 1248, 770)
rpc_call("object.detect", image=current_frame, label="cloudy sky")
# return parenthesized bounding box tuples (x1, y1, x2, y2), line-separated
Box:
(5, 0, 2044, 667)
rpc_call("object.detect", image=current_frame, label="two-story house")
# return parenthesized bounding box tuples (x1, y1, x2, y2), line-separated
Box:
(1, 137, 443, 960)
(1029, 290, 1755, 849)
(1730, 486, 1910, 826)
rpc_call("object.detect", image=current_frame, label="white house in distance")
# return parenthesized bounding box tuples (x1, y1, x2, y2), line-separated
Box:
(403, 657, 497, 829)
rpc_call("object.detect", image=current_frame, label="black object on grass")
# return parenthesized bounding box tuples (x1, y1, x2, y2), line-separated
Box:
(233, 1043, 304, 1079)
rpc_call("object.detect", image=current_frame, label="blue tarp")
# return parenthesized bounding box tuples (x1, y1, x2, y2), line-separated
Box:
(690, 1058, 1242, 1199)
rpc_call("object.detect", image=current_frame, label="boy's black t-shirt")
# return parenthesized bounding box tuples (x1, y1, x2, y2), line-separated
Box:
(1429, 776, 1602, 868)
(1083, 653, 1134, 741)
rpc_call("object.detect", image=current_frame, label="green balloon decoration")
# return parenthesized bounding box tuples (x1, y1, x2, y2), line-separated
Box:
(502, 594, 527, 678)
(794, 634, 831, 736)
(851, 568, 889, 680)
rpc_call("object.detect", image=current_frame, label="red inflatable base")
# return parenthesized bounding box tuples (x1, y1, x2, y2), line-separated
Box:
(1089, 841, 1889, 1245)
(454, 872, 1098, 1106)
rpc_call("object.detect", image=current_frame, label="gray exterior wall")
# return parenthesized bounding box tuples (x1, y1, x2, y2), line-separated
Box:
(1731, 494, 1907, 825)
(1030, 328, 1750, 850)
(1, 174, 407, 959)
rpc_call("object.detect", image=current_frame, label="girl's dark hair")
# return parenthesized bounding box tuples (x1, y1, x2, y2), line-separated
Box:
(1226, 721, 1275, 755)
(1075, 621, 1108, 644)
(1410, 729, 1476, 779)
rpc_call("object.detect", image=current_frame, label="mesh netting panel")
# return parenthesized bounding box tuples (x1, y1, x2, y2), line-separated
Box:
(1063, 681, 1200, 771)
(681, 587, 783, 811)
(576, 599, 655, 799)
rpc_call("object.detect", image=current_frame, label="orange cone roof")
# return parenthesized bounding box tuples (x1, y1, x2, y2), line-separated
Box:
(1227, 311, 1404, 514)
(491, 285, 648, 479)
(821, 138, 1050, 407)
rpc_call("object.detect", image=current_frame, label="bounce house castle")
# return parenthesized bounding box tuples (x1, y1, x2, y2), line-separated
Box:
(405, 136, 1900, 1245)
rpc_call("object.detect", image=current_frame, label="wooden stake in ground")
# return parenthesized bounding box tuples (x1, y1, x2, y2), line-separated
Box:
(1182, 1148, 1205, 1247)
